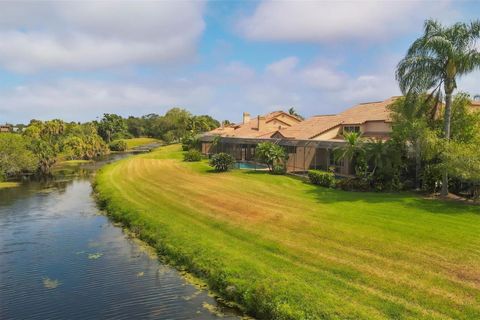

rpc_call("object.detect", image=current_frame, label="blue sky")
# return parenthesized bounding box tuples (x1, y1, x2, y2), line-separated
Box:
(0, 0, 479, 124)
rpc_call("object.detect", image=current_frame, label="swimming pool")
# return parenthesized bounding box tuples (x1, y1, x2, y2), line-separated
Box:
(235, 162, 268, 170)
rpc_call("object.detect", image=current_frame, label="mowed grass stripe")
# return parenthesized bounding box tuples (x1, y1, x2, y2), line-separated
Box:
(95, 145, 480, 319)
(124, 158, 480, 290)
(99, 150, 478, 318)
(102, 163, 395, 317)
(109, 153, 480, 318)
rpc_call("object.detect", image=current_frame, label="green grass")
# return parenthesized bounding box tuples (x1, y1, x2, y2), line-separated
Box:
(95, 144, 480, 320)
(58, 159, 93, 165)
(0, 181, 20, 189)
(116, 137, 160, 149)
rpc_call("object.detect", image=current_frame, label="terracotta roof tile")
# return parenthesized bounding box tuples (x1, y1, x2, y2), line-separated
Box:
(277, 115, 343, 139)
(277, 97, 399, 140)
(338, 96, 399, 124)
(470, 100, 480, 112)
(205, 110, 300, 138)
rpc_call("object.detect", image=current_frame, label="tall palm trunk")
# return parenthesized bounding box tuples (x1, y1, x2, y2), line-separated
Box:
(441, 87, 453, 196)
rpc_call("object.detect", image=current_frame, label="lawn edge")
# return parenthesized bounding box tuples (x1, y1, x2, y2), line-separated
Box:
(92, 161, 257, 319)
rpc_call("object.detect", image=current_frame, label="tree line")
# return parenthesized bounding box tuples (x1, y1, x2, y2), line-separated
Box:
(0, 107, 220, 181)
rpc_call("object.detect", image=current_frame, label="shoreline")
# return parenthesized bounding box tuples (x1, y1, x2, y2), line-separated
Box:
(93, 144, 480, 320)
(93, 190, 252, 319)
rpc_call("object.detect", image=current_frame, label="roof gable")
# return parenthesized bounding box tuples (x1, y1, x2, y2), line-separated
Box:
(204, 109, 301, 138)
(275, 97, 399, 140)
(277, 115, 344, 140)
(339, 96, 399, 124)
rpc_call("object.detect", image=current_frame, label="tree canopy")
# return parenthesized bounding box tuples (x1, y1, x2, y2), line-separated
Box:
(0, 133, 37, 181)
(396, 19, 480, 195)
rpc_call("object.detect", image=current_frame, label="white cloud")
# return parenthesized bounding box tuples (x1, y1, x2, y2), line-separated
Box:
(265, 57, 299, 76)
(206, 56, 401, 120)
(301, 65, 347, 90)
(223, 62, 256, 81)
(0, 79, 214, 122)
(0, 55, 402, 123)
(0, 51, 409, 124)
(0, 1, 205, 72)
(238, 0, 452, 43)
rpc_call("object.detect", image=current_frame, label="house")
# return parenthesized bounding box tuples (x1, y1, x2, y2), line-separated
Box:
(200, 96, 480, 175)
(470, 100, 480, 113)
(201, 111, 302, 159)
(0, 124, 12, 133)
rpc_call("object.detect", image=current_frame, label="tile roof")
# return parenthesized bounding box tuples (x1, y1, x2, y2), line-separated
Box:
(276, 115, 343, 139)
(470, 100, 480, 112)
(338, 96, 399, 124)
(205, 110, 300, 138)
(277, 97, 399, 140)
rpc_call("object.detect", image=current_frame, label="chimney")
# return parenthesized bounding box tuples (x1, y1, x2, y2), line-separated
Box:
(257, 115, 266, 130)
(243, 112, 250, 124)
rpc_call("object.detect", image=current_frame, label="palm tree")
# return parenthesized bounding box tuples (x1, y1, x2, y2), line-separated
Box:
(389, 95, 436, 189)
(396, 19, 480, 195)
(187, 116, 207, 134)
(366, 139, 389, 176)
(334, 131, 365, 175)
(288, 107, 304, 120)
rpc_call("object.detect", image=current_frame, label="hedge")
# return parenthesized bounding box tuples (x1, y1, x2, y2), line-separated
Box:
(308, 170, 336, 188)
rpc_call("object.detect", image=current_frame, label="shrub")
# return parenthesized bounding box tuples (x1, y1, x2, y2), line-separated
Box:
(181, 134, 200, 151)
(209, 153, 234, 172)
(255, 142, 287, 172)
(109, 140, 127, 152)
(272, 164, 286, 175)
(184, 149, 202, 162)
(111, 132, 132, 141)
(308, 170, 336, 188)
(336, 177, 371, 191)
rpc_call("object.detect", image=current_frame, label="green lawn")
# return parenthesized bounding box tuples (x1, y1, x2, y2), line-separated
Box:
(116, 137, 160, 149)
(95, 144, 480, 319)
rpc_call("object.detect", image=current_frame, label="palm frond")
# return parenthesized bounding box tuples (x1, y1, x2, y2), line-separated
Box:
(396, 56, 443, 93)
(423, 36, 454, 58)
(424, 19, 443, 36)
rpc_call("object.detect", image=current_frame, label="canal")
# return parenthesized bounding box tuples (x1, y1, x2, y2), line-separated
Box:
(0, 154, 243, 319)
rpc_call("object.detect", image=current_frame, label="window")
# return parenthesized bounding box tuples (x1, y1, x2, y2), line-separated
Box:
(343, 125, 360, 133)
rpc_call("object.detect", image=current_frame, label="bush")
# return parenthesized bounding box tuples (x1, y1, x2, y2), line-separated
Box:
(111, 132, 132, 141)
(336, 177, 371, 192)
(184, 149, 202, 162)
(308, 170, 336, 188)
(109, 140, 127, 152)
(181, 135, 200, 151)
(209, 153, 234, 172)
(272, 164, 286, 175)
(255, 142, 287, 172)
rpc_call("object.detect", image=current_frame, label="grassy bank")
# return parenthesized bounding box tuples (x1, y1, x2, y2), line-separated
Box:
(95, 145, 480, 319)
(116, 137, 160, 150)
(0, 182, 20, 189)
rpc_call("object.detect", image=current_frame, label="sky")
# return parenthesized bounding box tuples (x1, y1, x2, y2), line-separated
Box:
(0, 0, 479, 124)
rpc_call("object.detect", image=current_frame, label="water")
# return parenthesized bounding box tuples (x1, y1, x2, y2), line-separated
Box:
(0, 155, 244, 320)
(235, 162, 268, 170)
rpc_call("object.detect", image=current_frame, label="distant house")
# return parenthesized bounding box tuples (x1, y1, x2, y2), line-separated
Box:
(201, 111, 302, 158)
(200, 96, 480, 175)
(470, 100, 480, 113)
(0, 124, 12, 133)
